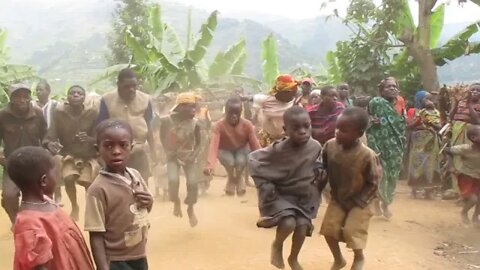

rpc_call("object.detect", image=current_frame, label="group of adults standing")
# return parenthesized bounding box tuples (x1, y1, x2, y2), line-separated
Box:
(0, 68, 157, 224)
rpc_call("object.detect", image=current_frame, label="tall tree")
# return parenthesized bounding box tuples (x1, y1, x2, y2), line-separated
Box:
(106, 0, 149, 65)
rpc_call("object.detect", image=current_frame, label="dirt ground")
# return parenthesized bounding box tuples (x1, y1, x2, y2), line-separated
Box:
(0, 178, 479, 270)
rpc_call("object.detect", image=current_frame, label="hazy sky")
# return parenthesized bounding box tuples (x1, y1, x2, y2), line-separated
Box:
(166, 0, 480, 23)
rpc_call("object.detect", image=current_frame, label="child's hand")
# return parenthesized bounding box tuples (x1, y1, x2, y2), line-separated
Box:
(134, 191, 153, 210)
(371, 116, 380, 125)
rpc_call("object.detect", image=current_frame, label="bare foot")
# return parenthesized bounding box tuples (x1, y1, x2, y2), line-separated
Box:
(236, 189, 246, 197)
(330, 258, 347, 270)
(381, 203, 392, 219)
(350, 257, 365, 270)
(271, 243, 285, 269)
(173, 201, 183, 218)
(187, 206, 198, 227)
(287, 256, 303, 270)
(70, 205, 79, 221)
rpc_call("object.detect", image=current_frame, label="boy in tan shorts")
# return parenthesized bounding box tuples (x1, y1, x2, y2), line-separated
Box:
(320, 107, 382, 270)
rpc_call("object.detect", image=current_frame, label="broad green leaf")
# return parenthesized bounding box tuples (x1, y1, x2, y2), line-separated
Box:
(208, 38, 246, 79)
(430, 3, 445, 48)
(394, 0, 415, 39)
(88, 64, 131, 86)
(148, 4, 163, 50)
(230, 51, 247, 75)
(261, 34, 279, 88)
(325, 50, 341, 84)
(433, 21, 480, 66)
(125, 30, 149, 63)
(164, 23, 185, 60)
(151, 50, 180, 73)
(186, 10, 218, 64)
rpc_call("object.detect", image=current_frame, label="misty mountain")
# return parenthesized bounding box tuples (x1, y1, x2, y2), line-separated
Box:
(0, 0, 478, 92)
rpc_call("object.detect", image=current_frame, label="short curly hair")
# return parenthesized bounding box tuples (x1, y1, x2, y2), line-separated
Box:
(7, 146, 54, 191)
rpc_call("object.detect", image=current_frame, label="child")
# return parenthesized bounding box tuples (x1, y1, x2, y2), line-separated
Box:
(249, 106, 322, 270)
(320, 107, 382, 270)
(85, 119, 153, 270)
(44, 85, 99, 220)
(446, 125, 480, 226)
(8, 146, 94, 270)
(159, 92, 201, 227)
(204, 97, 261, 196)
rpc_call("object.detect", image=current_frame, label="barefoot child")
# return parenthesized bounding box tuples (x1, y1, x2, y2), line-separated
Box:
(249, 106, 322, 270)
(445, 125, 480, 226)
(9, 146, 94, 270)
(44, 85, 99, 221)
(320, 107, 382, 270)
(85, 119, 153, 270)
(204, 97, 261, 196)
(159, 92, 201, 227)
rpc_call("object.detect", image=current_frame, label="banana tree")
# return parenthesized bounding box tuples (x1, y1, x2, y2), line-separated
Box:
(262, 34, 280, 88)
(0, 28, 37, 105)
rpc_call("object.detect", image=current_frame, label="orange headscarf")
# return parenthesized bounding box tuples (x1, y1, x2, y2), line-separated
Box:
(269, 74, 298, 95)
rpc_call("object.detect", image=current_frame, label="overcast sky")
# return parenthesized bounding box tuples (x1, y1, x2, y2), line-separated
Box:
(165, 0, 480, 23)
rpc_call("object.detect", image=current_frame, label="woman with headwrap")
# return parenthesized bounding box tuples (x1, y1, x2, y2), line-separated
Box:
(406, 90, 442, 199)
(366, 77, 406, 218)
(251, 74, 298, 147)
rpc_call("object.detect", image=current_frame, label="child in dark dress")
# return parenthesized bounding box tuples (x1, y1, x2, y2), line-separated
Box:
(249, 106, 323, 270)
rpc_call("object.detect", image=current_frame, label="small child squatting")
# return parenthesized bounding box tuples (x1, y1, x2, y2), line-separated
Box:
(9, 146, 94, 270)
(320, 107, 382, 270)
(85, 119, 153, 270)
(249, 106, 323, 270)
(445, 125, 480, 226)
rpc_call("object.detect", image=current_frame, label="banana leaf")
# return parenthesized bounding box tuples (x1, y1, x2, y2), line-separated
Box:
(430, 3, 445, 48)
(261, 34, 279, 88)
(151, 50, 180, 73)
(208, 38, 246, 79)
(88, 64, 131, 86)
(148, 4, 163, 50)
(394, 0, 415, 39)
(433, 21, 480, 66)
(186, 10, 218, 64)
(325, 50, 341, 84)
(230, 51, 247, 75)
(163, 23, 185, 61)
(125, 30, 150, 63)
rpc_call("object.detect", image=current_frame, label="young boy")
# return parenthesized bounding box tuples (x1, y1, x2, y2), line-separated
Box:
(249, 106, 322, 270)
(85, 119, 153, 270)
(446, 125, 480, 226)
(159, 92, 201, 227)
(44, 85, 99, 221)
(204, 97, 261, 196)
(320, 107, 382, 270)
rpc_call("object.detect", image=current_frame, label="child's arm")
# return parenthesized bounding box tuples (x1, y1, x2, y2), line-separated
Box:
(352, 155, 382, 209)
(90, 232, 109, 270)
(316, 149, 329, 193)
(191, 124, 202, 162)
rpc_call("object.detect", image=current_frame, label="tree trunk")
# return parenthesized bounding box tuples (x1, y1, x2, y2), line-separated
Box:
(408, 44, 440, 93)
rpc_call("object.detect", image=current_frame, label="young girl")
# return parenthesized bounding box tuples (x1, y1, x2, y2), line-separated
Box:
(249, 106, 322, 270)
(85, 119, 153, 270)
(8, 146, 94, 270)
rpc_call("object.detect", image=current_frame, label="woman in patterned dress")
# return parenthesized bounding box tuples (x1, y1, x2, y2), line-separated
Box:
(366, 77, 406, 218)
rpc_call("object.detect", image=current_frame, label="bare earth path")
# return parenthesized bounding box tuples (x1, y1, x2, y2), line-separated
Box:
(0, 178, 479, 269)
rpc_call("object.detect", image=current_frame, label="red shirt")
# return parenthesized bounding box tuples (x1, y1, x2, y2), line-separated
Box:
(14, 206, 94, 270)
(308, 101, 345, 144)
(207, 118, 261, 169)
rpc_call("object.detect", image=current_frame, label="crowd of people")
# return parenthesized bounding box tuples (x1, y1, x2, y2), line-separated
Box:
(0, 68, 479, 270)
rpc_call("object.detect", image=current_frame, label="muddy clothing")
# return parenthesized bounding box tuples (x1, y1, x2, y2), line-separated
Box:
(0, 104, 47, 158)
(0, 104, 47, 223)
(45, 103, 97, 159)
(322, 139, 381, 208)
(97, 91, 154, 180)
(85, 168, 150, 262)
(320, 139, 381, 250)
(249, 138, 322, 234)
(159, 114, 201, 205)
